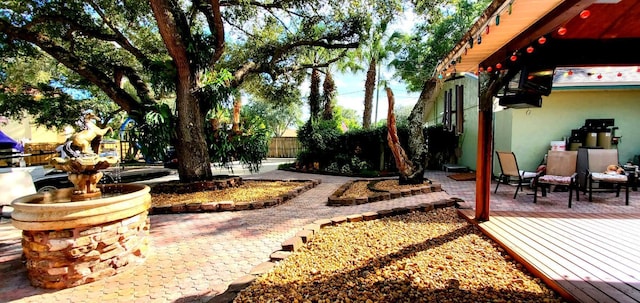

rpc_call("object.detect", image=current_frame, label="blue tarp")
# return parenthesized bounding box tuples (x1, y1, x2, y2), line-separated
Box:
(0, 130, 24, 152)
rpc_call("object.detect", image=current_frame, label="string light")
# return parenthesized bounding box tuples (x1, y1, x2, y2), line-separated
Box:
(568, 69, 574, 76)
(557, 27, 567, 35)
(510, 55, 517, 62)
(597, 74, 603, 79)
(580, 10, 591, 19)
(526, 46, 534, 53)
(538, 36, 547, 44)
(439, 0, 522, 77)
(617, 72, 622, 77)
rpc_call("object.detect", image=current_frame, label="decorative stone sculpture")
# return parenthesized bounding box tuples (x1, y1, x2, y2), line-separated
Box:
(50, 114, 118, 200)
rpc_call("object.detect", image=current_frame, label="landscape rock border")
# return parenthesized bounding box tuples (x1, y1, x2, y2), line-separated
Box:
(149, 178, 321, 215)
(208, 197, 467, 303)
(327, 178, 442, 206)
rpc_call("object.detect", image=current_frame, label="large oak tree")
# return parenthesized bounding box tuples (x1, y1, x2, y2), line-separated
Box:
(0, 0, 368, 182)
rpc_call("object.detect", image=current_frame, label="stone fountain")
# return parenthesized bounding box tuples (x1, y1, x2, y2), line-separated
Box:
(10, 118, 151, 289)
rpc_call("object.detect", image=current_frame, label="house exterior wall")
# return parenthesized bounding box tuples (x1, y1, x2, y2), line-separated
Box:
(428, 75, 640, 176)
(1, 116, 66, 144)
(494, 88, 640, 175)
(424, 73, 479, 170)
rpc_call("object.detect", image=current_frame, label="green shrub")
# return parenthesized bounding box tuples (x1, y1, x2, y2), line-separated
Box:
(296, 122, 411, 175)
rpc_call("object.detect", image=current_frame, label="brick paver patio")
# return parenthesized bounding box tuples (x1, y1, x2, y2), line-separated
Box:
(1, 169, 638, 302)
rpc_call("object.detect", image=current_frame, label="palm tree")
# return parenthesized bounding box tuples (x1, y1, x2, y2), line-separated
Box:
(322, 68, 336, 120)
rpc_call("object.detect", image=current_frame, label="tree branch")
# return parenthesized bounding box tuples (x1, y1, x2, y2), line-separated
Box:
(25, 14, 119, 42)
(0, 19, 144, 114)
(87, 0, 152, 64)
(272, 40, 359, 63)
(207, 0, 226, 65)
(149, 0, 193, 79)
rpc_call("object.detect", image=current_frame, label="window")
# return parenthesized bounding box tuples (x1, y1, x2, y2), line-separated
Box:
(442, 85, 464, 134)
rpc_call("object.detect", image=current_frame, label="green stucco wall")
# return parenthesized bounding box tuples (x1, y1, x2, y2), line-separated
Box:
(494, 88, 640, 175)
(427, 76, 640, 176)
(424, 74, 479, 170)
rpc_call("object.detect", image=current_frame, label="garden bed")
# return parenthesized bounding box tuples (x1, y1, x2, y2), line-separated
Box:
(149, 177, 320, 214)
(327, 178, 442, 206)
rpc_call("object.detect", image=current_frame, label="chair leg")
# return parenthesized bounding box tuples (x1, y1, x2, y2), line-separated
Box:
(513, 181, 521, 199)
(615, 183, 621, 197)
(533, 183, 538, 203)
(494, 174, 502, 194)
(625, 183, 630, 206)
(588, 177, 593, 202)
(568, 183, 573, 208)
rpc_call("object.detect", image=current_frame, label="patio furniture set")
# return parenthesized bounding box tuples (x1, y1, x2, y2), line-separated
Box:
(494, 149, 636, 207)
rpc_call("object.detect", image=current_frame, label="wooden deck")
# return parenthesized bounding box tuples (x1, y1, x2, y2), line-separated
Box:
(458, 210, 640, 303)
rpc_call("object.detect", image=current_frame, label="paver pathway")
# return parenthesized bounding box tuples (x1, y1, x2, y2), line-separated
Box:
(2, 169, 639, 302)
(0, 170, 451, 302)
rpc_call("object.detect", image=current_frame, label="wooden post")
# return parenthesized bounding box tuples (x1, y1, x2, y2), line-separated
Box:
(475, 72, 499, 222)
(475, 107, 492, 221)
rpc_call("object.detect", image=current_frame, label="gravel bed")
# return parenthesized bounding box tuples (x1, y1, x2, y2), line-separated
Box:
(234, 208, 565, 303)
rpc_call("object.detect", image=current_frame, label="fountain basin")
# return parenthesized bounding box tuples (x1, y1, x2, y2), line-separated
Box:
(10, 184, 151, 289)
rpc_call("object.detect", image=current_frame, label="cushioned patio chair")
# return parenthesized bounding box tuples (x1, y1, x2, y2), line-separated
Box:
(494, 151, 538, 199)
(586, 149, 629, 205)
(534, 150, 579, 208)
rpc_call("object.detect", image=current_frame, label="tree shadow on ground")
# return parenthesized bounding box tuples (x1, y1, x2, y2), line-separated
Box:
(230, 222, 565, 303)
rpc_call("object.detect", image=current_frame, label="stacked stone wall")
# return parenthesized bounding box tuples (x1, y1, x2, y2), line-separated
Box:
(21, 211, 150, 289)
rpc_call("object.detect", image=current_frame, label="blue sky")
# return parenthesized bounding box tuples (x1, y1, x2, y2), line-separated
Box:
(332, 69, 420, 122)
(301, 11, 423, 123)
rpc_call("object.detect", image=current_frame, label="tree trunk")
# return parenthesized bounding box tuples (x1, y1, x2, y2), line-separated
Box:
(363, 57, 376, 129)
(309, 68, 321, 120)
(403, 79, 443, 183)
(322, 70, 335, 120)
(386, 87, 416, 184)
(232, 93, 241, 134)
(174, 79, 213, 182)
(150, 0, 212, 182)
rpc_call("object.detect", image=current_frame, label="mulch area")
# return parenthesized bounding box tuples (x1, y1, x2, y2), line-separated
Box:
(149, 178, 320, 214)
(327, 178, 442, 206)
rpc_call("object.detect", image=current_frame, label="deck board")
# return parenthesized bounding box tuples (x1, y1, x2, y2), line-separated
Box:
(459, 210, 640, 303)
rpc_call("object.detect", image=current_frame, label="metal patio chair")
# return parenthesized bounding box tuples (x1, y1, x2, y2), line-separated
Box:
(586, 149, 629, 205)
(534, 150, 579, 208)
(494, 151, 538, 199)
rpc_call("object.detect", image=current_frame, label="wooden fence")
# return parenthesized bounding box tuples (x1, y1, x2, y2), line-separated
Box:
(267, 137, 302, 158)
(3, 137, 298, 167)
(19, 141, 125, 167)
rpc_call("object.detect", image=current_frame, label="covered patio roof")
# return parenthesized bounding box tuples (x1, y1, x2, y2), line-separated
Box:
(435, 0, 640, 222)
(437, 0, 640, 76)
